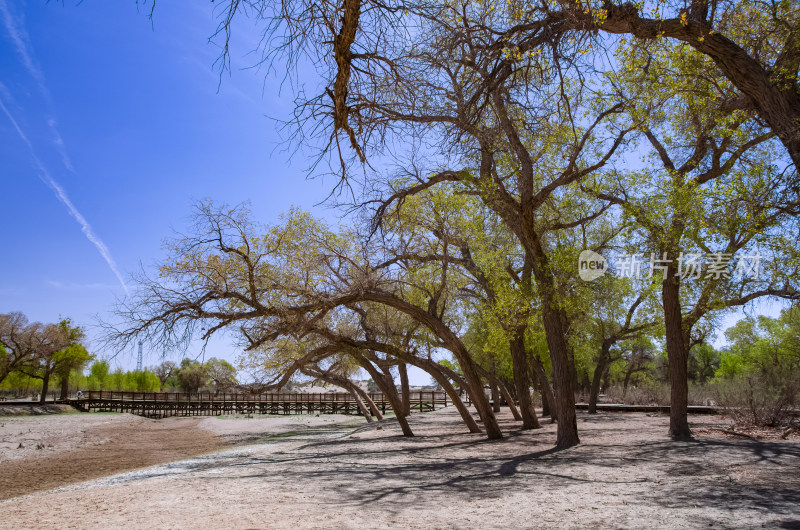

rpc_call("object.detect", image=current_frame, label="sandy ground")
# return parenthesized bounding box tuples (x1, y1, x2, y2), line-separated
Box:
(1, 407, 799, 529)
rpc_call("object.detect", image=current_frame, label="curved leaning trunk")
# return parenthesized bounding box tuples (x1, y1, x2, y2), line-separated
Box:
(353, 385, 384, 420)
(361, 289, 503, 439)
(357, 359, 414, 437)
(347, 386, 374, 422)
(421, 360, 482, 433)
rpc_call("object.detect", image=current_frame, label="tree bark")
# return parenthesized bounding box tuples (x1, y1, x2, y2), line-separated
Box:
(357, 358, 414, 436)
(347, 386, 373, 422)
(526, 237, 579, 447)
(361, 289, 502, 439)
(423, 361, 482, 433)
(663, 271, 692, 439)
(510, 333, 540, 428)
(490, 380, 501, 413)
(60, 375, 70, 400)
(39, 370, 50, 404)
(531, 356, 556, 420)
(588, 340, 612, 414)
(398, 363, 411, 417)
(496, 378, 523, 422)
(353, 385, 384, 420)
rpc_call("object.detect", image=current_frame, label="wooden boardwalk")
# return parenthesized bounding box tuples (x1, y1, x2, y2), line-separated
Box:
(66, 390, 449, 419)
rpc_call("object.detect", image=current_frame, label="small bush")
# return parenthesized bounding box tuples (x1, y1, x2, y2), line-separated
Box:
(712, 368, 799, 427)
(598, 382, 713, 406)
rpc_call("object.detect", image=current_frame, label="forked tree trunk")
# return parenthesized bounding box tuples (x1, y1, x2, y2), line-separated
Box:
(353, 385, 384, 420)
(663, 273, 692, 439)
(358, 360, 414, 436)
(510, 334, 540, 428)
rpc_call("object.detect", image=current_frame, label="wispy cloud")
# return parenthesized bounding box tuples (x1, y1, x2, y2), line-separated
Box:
(47, 280, 123, 290)
(48, 118, 75, 172)
(0, 0, 47, 91)
(0, 0, 128, 294)
(1, 0, 74, 172)
(0, 95, 129, 294)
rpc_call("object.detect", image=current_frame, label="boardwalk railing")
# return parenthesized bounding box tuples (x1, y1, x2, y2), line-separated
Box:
(70, 391, 448, 419)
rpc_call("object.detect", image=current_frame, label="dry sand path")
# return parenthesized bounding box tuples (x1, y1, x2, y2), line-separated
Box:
(1, 408, 799, 528)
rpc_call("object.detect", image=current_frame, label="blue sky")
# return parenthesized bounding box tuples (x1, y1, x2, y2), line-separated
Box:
(0, 1, 341, 373)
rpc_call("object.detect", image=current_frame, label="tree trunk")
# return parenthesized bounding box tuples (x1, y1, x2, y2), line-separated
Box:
(354, 385, 384, 420)
(358, 359, 414, 436)
(361, 289, 502, 439)
(622, 366, 634, 398)
(663, 271, 692, 439)
(525, 240, 579, 447)
(60, 375, 70, 400)
(398, 363, 411, 417)
(424, 361, 482, 433)
(531, 355, 556, 420)
(347, 386, 373, 422)
(510, 334, 540, 428)
(39, 370, 50, 404)
(490, 381, 501, 413)
(496, 379, 523, 422)
(588, 340, 612, 414)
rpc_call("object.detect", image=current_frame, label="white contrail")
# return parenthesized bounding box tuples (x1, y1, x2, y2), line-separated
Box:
(1, 0, 74, 171)
(1, 0, 127, 293)
(0, 0, 46, 89)
(0, 95, 129, 294)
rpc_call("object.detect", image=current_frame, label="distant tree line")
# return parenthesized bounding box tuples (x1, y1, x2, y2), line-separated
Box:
(1, 312, 238, 399)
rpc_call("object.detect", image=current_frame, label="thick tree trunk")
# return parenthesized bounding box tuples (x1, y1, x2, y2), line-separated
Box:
(398, 363, 411, 417)
(663, 272, 692, 439)
(60, 375, 70, 400)
(588, 340, 612, 414)
(39, 371, 50, 404)
(527, 240, 579, 447)
(510, 334, 540, 428)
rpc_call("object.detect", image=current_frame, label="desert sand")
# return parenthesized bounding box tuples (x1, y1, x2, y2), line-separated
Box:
(1, 407, 798, 528)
